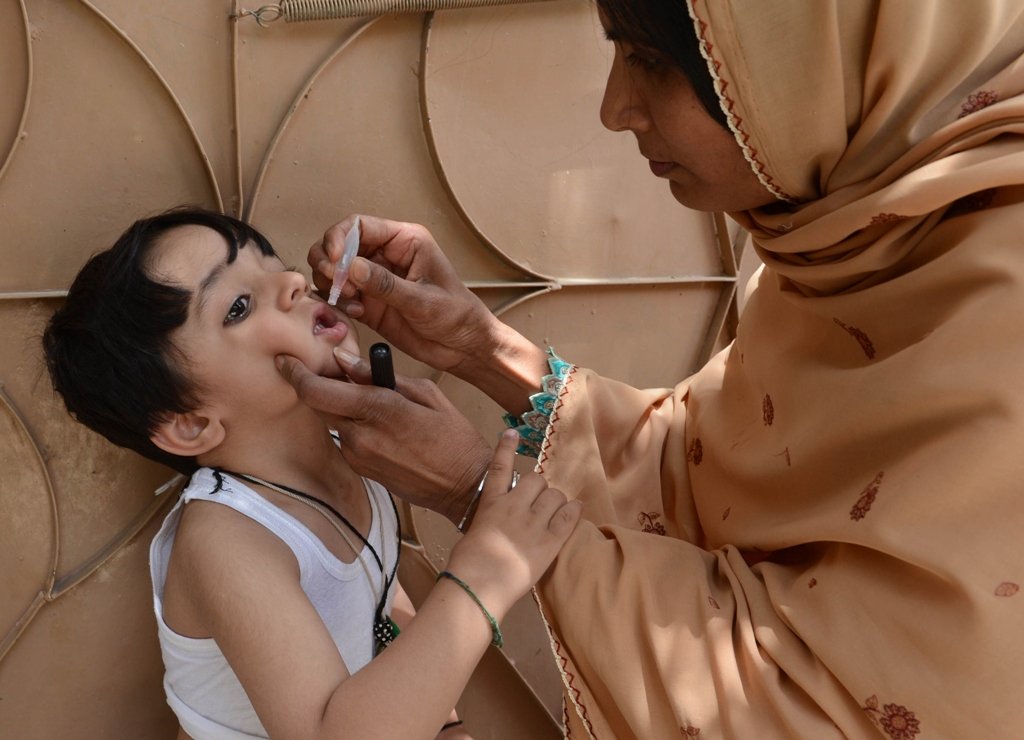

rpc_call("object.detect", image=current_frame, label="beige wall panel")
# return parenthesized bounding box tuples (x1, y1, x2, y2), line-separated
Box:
(0, 510, 177, 738)
(0, 1, 219, 293)
(246, 13, 520, 282)
(0, 375, 56, 652)
(0, 2, 30, 178)
(424, 1, 718, 280)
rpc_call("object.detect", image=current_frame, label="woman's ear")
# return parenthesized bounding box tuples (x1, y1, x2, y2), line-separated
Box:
(150, 411, 225, 458)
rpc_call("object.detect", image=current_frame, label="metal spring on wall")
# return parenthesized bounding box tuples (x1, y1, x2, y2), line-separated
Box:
(237, 0, 554, 26)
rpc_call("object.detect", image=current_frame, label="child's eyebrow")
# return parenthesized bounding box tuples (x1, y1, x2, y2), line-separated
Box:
(195, 261, 228, 317)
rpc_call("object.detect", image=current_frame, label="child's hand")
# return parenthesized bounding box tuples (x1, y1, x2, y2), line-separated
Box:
(445, 430, 582, 619)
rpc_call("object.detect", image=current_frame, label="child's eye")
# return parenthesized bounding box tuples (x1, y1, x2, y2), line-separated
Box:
(224, 295, 251, 325)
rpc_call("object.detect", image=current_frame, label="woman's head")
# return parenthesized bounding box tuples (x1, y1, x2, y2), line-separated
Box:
(596, 0, 725, 129)
(595, 0, 776, 212)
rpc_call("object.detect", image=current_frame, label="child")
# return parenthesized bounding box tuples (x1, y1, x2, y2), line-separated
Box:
(42, 207, 582, 739)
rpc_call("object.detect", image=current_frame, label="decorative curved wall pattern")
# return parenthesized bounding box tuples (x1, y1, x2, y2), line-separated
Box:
(0, 0, 31, 185)
(0, 1, 754, 736)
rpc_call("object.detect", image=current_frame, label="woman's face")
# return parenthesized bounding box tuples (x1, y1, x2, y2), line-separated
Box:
(598, 14, 775, 212)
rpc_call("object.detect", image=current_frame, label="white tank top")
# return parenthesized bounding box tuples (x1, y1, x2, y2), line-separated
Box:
(149, 468, 399, 740)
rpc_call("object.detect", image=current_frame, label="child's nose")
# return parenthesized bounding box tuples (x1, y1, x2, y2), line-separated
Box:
(278, 270, 309, 308)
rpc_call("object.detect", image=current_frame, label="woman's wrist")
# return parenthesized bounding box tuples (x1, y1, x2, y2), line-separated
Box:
(439, 450, 491, 528)
(450, 319, 548, 416)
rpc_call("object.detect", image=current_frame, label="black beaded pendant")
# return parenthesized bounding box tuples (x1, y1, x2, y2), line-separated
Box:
(373, 615, 400, 655)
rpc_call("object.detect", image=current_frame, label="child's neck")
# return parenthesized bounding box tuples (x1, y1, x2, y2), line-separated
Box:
(198, 406, 358, 508)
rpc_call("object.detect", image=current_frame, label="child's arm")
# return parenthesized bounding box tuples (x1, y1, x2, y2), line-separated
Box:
(174, 430, 579, 740)
(388, 584, 465, 738)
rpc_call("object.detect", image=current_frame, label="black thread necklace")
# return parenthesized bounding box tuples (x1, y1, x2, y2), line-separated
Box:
(216, 468, 401, 655)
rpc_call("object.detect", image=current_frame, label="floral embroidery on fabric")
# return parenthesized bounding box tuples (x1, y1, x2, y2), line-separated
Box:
(850, 472, 885, 521)
(707, 596, 720, 610)
(833, 318, 877, 360)
(808, 578, 818, 589)
(762, 394, 774, 426)
(863, 696, 921, 739)
(958, 90, 999, 118)
(638, 512, 667, 535)
(722, 506, 731, 520)
(687, 437, 703, 465)
(869, 213, 905, 226)
(995, 582, 1020, 597)
(681, 724, 702, 737)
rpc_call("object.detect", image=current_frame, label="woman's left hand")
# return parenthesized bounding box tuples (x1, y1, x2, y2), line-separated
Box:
(276, 353, 492, 522)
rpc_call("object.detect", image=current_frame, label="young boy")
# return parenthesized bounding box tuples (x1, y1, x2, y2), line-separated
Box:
(43, 207, 581, 739)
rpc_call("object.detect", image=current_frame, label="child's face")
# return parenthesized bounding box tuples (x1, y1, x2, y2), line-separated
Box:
(148, 224, 360, 415)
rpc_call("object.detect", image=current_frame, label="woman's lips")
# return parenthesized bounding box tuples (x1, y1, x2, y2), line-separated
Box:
(648, 159, 676, 177)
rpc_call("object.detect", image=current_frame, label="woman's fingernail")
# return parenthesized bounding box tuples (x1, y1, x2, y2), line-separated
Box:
(334, 348, 360, 365)
(502, 429, 518, 440)
(351, 258, 370, 285)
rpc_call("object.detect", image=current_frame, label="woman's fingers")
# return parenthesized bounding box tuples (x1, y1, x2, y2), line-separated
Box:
(331, 348, 372, 385)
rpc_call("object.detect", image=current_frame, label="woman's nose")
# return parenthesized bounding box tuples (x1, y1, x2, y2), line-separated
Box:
(600, 54, 650, 134)
(278, 270, 309, 308)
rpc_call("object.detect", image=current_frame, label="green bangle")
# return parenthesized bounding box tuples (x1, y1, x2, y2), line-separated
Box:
(437, 570, 503, 648)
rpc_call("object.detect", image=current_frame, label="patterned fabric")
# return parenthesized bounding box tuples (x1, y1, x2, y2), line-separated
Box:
(502, 347, 572, 457)
(534, 1, 1024, 738)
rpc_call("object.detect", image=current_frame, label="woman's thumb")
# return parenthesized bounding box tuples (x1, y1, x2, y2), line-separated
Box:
(349, 257, 415, 309)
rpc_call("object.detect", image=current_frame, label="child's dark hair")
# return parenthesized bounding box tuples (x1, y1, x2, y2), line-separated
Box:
(42, 207, 278, 474)
(597, 0, 729, 130)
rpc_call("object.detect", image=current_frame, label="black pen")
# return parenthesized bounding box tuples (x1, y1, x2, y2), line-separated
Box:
(369, 342, 396, 390)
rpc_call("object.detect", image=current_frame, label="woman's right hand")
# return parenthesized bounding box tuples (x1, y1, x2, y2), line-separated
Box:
(309, 215, 550, 414)
(445, 430, 583, 618)
(308, 215, 498, 377)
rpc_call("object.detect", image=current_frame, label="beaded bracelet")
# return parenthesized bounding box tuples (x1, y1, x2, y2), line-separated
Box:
(437, 570, 503, 648)
(503, 347, 572, 458)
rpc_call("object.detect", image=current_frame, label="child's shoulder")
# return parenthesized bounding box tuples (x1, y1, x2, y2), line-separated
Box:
(172, 494, 300, 582)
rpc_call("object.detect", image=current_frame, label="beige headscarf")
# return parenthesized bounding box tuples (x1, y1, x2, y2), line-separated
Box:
(535, 1, 1024, 737)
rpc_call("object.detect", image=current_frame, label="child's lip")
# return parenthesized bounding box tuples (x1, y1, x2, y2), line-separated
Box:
(312, 304, 348, 340)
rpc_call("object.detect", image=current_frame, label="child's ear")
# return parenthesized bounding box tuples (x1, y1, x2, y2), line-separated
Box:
(150, 411, 225, 457)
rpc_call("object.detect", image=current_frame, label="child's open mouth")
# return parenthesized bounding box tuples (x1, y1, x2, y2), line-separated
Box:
(312, 305, 349, 342)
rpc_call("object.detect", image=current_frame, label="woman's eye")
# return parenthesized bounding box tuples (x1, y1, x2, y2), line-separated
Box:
(224, 295, 251, 325)
(626, 52, 662, 71)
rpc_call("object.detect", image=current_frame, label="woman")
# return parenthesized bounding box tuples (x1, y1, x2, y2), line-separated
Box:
(282, 1, 1024, 736)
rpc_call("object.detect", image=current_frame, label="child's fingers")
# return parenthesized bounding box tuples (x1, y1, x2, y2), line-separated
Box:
(547, 499, 583, 539)
(529, 486, 569, 521)
(482, 429, 519, 498)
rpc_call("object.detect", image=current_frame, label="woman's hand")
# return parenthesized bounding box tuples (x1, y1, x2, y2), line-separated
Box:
(277, 353, 492, 522)
(445, 430, 582, 618)
(309, 215, 497, 376)
(309, 215, 550, 414)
